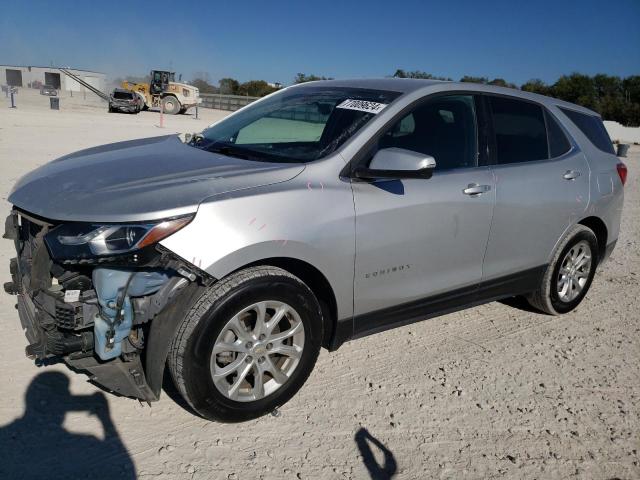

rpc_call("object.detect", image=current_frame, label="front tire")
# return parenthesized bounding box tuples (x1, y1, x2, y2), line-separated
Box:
(168, 266, 323, 422)
(527, 225, 599, 315)
(161, 95, 181, 115)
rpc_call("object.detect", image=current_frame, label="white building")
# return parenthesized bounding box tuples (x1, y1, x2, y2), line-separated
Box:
(0, 65, 106, 93)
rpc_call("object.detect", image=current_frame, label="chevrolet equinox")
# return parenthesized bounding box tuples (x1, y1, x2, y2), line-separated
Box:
(4, 79, 626, 422)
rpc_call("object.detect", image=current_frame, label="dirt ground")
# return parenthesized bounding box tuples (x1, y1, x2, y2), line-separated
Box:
(0, 89, 638, 480)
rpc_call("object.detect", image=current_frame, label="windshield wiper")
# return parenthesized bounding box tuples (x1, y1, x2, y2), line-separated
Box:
(207, 144, 251, 160)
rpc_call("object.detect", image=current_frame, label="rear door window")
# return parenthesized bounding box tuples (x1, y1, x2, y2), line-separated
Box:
(558, 107, 614, 154)
(489, 96, 548, 164)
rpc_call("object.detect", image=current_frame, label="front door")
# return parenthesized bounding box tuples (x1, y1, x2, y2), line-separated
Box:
(352, 94, 495, 332)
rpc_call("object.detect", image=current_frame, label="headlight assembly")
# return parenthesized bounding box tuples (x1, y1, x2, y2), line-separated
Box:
(45, 215, 193, 260)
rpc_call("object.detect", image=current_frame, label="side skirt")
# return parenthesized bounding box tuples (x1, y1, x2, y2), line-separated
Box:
(336, 266, 546, 345)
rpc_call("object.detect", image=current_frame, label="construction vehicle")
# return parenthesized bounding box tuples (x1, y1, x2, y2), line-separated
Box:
(121, 70, 201, 114)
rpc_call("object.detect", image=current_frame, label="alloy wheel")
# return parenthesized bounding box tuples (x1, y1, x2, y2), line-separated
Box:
(557, 240, 592, 303)
(210, 301, 305, 402)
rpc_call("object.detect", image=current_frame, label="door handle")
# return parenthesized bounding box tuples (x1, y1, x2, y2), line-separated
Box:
(463, 183, 492, 196)
(563, 170, 581, 180)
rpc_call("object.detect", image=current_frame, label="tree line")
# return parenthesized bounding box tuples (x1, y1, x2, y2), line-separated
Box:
(393, 70, 640, 126)
(190, 72, 333, 97)
(188, 70, 640, 126)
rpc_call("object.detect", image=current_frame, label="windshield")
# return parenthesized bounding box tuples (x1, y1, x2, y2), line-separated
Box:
(113, 91, 133, 100)
(193, 86, 401, 163)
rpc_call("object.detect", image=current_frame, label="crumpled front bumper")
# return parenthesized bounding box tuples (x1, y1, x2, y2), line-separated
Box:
(3, 210, 157, 402)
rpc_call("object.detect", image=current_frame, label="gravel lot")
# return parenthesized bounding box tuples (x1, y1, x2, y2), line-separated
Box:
(0, 89, 638, 479)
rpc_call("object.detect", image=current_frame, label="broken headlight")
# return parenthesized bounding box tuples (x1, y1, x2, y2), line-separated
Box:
(44, 215, 193, 260)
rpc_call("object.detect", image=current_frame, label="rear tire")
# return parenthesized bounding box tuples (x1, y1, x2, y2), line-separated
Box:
(527, 225, 599, 315)
(161, 96, 181, 115)
(168, 266, 323, 422)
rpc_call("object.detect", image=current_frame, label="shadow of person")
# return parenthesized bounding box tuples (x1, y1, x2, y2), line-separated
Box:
(355, 428, 397, 480)
(0, 371, 136, 480)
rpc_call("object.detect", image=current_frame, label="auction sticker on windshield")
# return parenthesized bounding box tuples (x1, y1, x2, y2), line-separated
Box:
(336, 99, 387, 114)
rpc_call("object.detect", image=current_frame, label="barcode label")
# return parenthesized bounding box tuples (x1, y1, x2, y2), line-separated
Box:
(336, 99, 387, 114)
(64, 290, 81, 303)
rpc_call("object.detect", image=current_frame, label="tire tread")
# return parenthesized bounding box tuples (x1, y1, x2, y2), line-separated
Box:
(168, 266, 315, 415)
(527, 224, 596, 315)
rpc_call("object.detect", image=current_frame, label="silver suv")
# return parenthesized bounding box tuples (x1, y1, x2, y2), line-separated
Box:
(4, 79, 626, 422)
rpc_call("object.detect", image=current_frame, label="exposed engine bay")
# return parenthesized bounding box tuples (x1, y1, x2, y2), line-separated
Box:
(3, 210, 210, 402)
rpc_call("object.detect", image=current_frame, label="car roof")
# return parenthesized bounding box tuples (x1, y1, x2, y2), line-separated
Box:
(112, 88, 133, 93)
(292, 78, 445, 94)
(292, 78, 599, 116)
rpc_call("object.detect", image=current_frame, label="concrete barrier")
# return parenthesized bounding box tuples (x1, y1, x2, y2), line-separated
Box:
(604, 121, 640, 144)
(200, 94, 258, 111)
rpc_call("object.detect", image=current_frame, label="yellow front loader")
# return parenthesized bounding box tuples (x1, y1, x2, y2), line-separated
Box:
(122, 70, 201, 114)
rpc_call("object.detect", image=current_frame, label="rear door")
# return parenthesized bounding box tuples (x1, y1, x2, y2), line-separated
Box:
(481, 95, 590, 282)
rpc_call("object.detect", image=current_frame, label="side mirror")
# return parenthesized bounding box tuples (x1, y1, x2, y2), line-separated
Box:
(353, 147, 436, 180)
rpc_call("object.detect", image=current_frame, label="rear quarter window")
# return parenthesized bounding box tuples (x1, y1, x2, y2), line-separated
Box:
(558, 107, 614, 154)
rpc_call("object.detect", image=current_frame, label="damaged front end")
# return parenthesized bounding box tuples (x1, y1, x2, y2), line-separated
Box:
(3, 210, 209, 402)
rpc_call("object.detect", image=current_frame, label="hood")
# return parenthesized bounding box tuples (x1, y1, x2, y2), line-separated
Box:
(9, 135, 304, 222)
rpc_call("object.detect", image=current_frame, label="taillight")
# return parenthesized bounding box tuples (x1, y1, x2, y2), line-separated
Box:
(616, 163, 627, 186)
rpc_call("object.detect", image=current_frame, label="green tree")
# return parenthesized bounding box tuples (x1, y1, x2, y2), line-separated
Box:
(219, 77, 240, 95)
(393, 69, 451, 80)
(191, 78, 218, 94)
(622, 75, 640, 103)
(593, 74, 622, 99)
(237, 80, 278, 97)
(551, 73, 597, 109)
(621, 76, 640, 125)
(460, 75, 489, 84)
(488, 78, 517, 89)
(294, 73, 332, 83)
(521, 79, 551, 96)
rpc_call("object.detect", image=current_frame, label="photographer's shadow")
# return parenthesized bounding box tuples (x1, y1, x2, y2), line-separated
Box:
(0, 371, 135, 479)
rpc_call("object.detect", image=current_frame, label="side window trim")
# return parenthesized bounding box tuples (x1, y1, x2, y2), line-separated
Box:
(543, 107, 552, 160)
(543, 108, 574, 159)
(477, 95, 496, 166)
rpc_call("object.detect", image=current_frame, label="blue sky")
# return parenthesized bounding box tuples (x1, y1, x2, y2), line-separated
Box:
(1, 0, 638, 86)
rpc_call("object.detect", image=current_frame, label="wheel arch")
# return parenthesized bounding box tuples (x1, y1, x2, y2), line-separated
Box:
(238, 257, 339, 350)
(145, 256, 341, 401)
(577, 216, 608, 261)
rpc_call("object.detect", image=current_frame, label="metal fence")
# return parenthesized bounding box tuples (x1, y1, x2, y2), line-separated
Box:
(200, 93, 259, 111)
